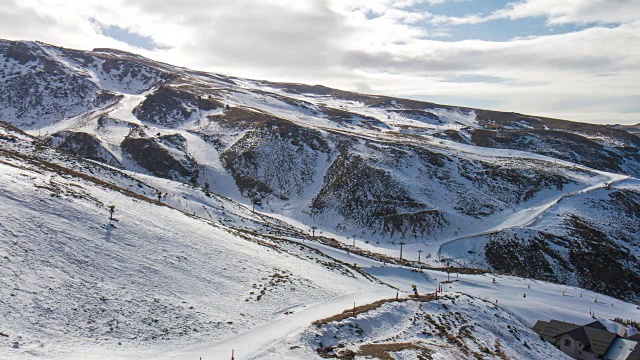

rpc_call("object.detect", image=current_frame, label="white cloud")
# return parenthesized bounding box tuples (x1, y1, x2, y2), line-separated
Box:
(433, 0, 640, 26)
(0, 0, 638, 124)
(493, 0, 640, 25)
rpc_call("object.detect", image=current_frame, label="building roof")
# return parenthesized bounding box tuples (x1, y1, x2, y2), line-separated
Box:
(584, 320, 608, 331)
(603, 338, 640, 360)
(630, 345, 640, 360)
(533, 320, 550, 335)
(564, 326, 618, 355)
(532, 319, 580, 342)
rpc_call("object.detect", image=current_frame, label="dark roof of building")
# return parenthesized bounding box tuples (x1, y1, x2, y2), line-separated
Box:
(629, 344, 640, 360)
(626, 336, 640, 360)
(565, 326, 618, 355)
(533, 319, 581, 341)
(533, 320, 550, 334)
(584, 320, 608, 331)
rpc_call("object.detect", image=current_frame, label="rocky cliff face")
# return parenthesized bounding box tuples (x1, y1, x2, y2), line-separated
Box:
(47, 131, 122, 168)
(133, 86, 224, 128)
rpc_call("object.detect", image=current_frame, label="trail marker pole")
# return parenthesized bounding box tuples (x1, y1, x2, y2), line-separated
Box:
(353, 302, 356, 317)
(417, 250, 423, 264)
(231, 349, 234, 360)
(399, 242, 406, 261)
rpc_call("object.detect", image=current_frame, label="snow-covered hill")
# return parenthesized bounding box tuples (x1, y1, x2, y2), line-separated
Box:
(1, 39, 639, 359)
(441, 177, 640, 300)
(0, 123, 386, 358)
(258, 294, 567, 360)
(0, 120, 638, 359)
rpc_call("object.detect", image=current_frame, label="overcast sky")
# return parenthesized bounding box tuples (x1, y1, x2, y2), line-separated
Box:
(1, 0, 639, 124)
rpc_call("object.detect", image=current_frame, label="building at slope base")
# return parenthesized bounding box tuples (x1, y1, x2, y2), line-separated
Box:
(533, 319, 639, 360)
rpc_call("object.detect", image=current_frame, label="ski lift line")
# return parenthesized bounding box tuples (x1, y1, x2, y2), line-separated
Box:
(437, 174, 632, 260)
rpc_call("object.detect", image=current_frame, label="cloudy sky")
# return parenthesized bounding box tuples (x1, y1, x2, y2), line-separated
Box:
(1, 0, 639, 124)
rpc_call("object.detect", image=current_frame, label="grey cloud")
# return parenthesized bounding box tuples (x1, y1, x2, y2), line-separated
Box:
(0, 1, 65, 40)
(341, 28, 635, 77)
(342, 49, 482, 73)
(124, 0, 351, 70)
(353, 81, 373, 93)
(341, 48, 616, 75)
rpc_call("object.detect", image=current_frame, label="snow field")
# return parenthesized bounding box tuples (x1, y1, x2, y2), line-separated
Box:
(0, 157, 384, 359)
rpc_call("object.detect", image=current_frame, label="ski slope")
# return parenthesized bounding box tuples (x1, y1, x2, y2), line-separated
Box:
(439, 172, 632, 263)
(165, 290, 392, 360)
(0, 139, 638, 360)
(0, 152, 385, 360)
(1, 135, 638, 360)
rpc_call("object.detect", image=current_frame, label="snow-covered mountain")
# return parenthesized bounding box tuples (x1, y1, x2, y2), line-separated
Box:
(1, 39, 639, 359)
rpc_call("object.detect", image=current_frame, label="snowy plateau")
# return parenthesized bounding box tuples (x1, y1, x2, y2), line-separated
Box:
(0, 39, 639, 359)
